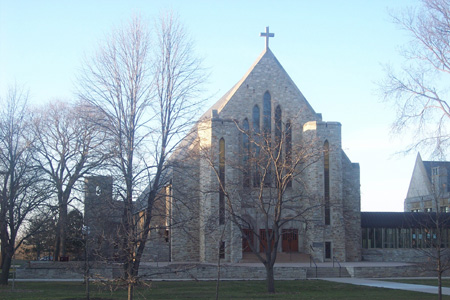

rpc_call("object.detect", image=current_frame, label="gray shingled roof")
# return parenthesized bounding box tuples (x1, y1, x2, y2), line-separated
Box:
(361, 211, 450, 228)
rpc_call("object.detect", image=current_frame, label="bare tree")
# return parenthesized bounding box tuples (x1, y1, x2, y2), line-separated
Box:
(78, 13, 205, 300)
(0, 86, 49, 285)
(201, 117, 323, 293)
(22, 208, 57, 260)
(31, 100, 108, 261)
(381, 0, 450, 157)
(410, 182, 450, 300)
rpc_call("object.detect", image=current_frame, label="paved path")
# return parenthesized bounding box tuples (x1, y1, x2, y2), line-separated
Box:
(321, 277, 450, 296)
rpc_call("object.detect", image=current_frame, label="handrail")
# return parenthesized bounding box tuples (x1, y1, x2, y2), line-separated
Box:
(332, 256, 342, 277)
(309, 255, 317, 278)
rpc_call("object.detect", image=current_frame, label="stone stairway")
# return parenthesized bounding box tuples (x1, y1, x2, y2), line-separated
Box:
(241, 252, 311, 263)
(306, 266, 350, 278)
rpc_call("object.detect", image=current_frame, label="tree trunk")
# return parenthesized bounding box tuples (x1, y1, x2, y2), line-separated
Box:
(60, 204, 68, 257)
(438, 270, 442, 300)
(53, 229, 60, 261)
(128, 282, 134, 300)
(0, 251, 12, 285)
(265, 263, 275, 293)
(215, 256, 221, 300)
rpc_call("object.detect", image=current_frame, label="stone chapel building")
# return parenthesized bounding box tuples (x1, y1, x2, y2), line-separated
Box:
(164, 29, 361, 263)
(85, 29, 362, 264)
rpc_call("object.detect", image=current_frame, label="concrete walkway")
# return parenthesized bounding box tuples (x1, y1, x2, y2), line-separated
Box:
(321, 277, 450, 296)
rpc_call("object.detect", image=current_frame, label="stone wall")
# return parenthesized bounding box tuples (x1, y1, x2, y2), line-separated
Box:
(362, 248, 429, 262)
(343, 158, 361, 261)
(17, 261, 450, 280)
(16, 262, 307, 280)
(347, 265, 450, 278)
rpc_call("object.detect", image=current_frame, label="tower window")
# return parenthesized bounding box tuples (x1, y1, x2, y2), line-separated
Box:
(324, 141, 330, 225)
(242, 119, 250, 187)
(219, 138, 225, 225)
(252, 105, 261, 187)
(285, 121, 292, 187)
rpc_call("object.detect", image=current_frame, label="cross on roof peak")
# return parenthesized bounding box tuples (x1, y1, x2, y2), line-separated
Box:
(260, 26, 274, 50)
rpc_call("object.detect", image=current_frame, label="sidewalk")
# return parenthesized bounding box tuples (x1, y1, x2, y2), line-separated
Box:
(321, 277, 450, 296)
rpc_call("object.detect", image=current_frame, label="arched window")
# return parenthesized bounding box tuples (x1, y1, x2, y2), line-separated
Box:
(285, 121, 292, 188)
(275, 105, 282, 152)
(219, 138, 225, 225)
(252, 105, 260, 135)
(274, 106, 282, 187)
(262, 92, 272, 187)
(252, 105, 261, 187)
(324, 141, 330, 225)
(263, 91, 271, 138)
(242, 119, 250, 187)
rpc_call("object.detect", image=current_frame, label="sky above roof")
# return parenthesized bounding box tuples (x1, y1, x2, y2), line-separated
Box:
(0, 0, 422, 211)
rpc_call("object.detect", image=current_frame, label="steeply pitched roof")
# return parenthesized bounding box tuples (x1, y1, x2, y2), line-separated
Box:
(199, 48, 316, 121)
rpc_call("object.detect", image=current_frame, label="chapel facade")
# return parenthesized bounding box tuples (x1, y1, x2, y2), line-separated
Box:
(167, 32, 361, 263)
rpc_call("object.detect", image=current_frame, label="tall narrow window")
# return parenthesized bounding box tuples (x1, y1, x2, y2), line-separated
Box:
(242, 119, 250, 187)
(263, 91, 272, 187)
(263, 91, 272, 137)
(275, 106, 282, 187)
(219, 241, 225, 259)
(219, 138, 225, 225)
(275, 106, 282, 153)
(325, 241, 332, 259)
(285, 121, 292, 188)
(252, 105, 261, 187)
(324, 141, 330, 225)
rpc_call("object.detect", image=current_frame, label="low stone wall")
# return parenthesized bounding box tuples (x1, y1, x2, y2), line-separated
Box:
(347, 265, 450, 278)
(16, 262, 307, 280)
(362, 248, 426, 262)
(17, 261, 449, 280)
(137, 264, 306, 280)
(16, 262, 113, 280)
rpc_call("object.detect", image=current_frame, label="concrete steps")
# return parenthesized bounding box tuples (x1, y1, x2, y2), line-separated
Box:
(241, 252, 310, 263)
(306, 267, 350, 278)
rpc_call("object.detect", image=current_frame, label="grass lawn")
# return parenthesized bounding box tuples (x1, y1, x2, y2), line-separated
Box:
(0, 280, 450, 300)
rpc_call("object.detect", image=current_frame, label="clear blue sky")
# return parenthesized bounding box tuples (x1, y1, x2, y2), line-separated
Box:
(0, 0, 420, 211)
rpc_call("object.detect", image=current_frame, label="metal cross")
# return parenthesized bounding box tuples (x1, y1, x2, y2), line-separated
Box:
(260, 26, 274, 50)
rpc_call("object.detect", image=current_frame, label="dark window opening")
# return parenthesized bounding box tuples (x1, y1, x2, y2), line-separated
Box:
(285, 121, 292, 187)
(252, 105, 261, 187)
(324, 141, 330, 225)
(219, 138, 225, 225)
(263, 92, 271, 187)
(275, 106, 282, 188)
(325, 241, 332, 259)
(219, 241, 225, 259)
(242, 119, 250, 187)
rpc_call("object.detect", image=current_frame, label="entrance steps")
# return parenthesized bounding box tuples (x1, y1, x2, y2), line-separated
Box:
(306, 267, 350, 278)
(241, 252, 311, 263)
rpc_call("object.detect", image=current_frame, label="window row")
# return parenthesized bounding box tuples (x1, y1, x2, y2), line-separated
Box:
(242, 91, 292, 188)
(362, 227, 450, 249)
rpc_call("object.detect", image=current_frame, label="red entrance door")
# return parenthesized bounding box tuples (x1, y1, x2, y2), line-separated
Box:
(259, 229, 274, 252)
(242, 229, 254, 252)
(282, 229, 298, 252)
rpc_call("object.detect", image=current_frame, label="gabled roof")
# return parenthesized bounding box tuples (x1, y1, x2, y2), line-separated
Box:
(406, 152, 450, 199)
(199, 48, 316, 121)
(406, 153, 433, 198)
